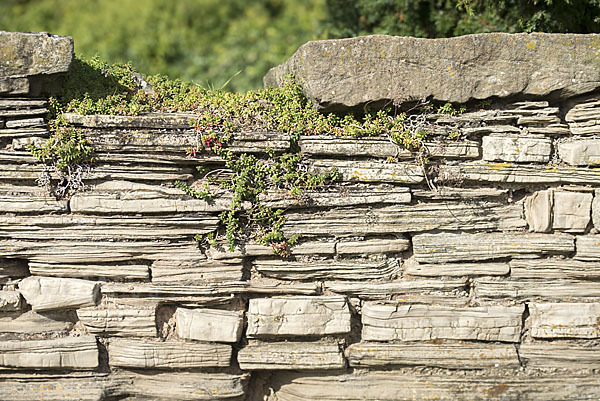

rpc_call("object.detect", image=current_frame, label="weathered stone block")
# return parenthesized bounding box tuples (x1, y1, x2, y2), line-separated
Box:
(309, 160, 424, 184)
(525, 189, 552, 232)
(413, 232, 574, 263)
(265, 33, 600, 112)
(559, 139, 600, 165)
(592, 189, 600, 229)
(176, 308, 243, 343)
(0, 310, 74, 334)
(271, 371, 600, 401)
(361, 303, 523, 342)
(127, 372, 247, 400)
(109, 339, 231, 368)
(18, 276, 100, 312)
(552, 191, 592, 232)
(238, 342, 346, 370)
(151, 259, 243, 283)
(439, 162, 600, 185)
(77, 306, 157, 337)
(575, 235, 600, 260)
(482, 134, 551, 163)
(474, 279, 600, 300)
(565, 95, 600, 135)
(0, 31, 73, 95)
(254, 258, 401, 281)
(247, 296, 351, 337)
(324, 279, 467, 298)
(346, 342, 519, 369)
(520, 344, 600, 368)
(335, 238, 410, 255)
(0, 336, 98, 370)
(404, 260, 509, 277)
(510, 258, 600, 279)
(530, 302, 600, 338)
(283, 202, 524, 237)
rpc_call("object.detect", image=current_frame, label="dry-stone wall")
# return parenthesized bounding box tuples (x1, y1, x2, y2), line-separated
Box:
(2, 30, 600, 400)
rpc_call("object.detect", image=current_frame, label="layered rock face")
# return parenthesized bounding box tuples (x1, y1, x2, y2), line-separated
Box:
(2, 31, 600, 400)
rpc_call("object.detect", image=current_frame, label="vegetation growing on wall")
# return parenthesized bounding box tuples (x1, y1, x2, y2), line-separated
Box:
(38, 55, 461, 253)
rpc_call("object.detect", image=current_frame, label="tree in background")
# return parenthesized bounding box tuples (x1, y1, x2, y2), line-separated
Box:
(1, 0, 599, 91)
(0, 0, 325, 92)
(322, 0, 600, 39)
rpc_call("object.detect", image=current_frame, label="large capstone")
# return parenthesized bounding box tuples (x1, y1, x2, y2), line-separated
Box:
(0, 31, 73, 96)
(264, 33, 600, 112)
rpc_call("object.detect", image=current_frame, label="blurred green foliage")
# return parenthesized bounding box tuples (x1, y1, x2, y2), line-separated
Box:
(322, 0, 600, 38)
(1, 0, 599, 92)
(0, 0, 325, 92)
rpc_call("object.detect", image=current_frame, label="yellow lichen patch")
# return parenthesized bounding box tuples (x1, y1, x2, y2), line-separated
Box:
(488, 163, 511, 170)
(526, 41, 536, 50)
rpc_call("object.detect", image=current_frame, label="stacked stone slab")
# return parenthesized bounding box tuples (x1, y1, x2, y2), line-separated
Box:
(2, 30, 600, 400)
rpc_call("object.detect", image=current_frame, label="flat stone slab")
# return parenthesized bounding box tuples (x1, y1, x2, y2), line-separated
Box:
(18, 276, 100, 312)
(530, 302, 600, 339)
(0, 336, 98, 370)
(362, 303, 523, 342)
(238, 341, 346, 370)
(175, 308, 243, 343)
(272, 372, 600, 401)
(77, 306, 157, 337)
(346, 342, 519, 369)
(246, 296, 351, 338)
(0, 31, 73, 95)
(265, 33, 600, 112)
(108, 339, 231, 369)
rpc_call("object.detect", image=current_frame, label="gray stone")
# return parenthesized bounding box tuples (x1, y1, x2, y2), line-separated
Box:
(324, 279, 467, 299)
(175, 308, 243, 343)
(552, 191, 592, 232)
(474, 279, 600, 300)
(0, 31, 73, 95)
(283, 202, 524, 237)
(510, 258, 600, 279)
(559, 139, 600, 166)
(309, 160, 424, 184)
(346, 342, 519, 369)
(247, 296, 351, 337)
(265, 33, 600, 112)
(299, 135, 479, 159)
(335, 238, 410, 255)
(254, 258, 401, 280)
(565, 95, 600, 135)
(238, 341, 346, 370)
(0, 336, 98, 370)
(151, 259, 243, 283)
(575, 235, 600, 260)
(362, 303, 523, 342)
(520, 344, 600, 368)
(28, 262, 150, 281)
(413, 232, 574, 263)
(272, 371, 600, 401)
(439, 162, 600, 185)
(127, 372, 247, 401)
(18, 276, 100, 312)
(259, 184, 411, 208)
(482, 134, 551, 163)
(404, 260, 509, 277)
(530, 302, 600, 338)
(0, 310, 74, 334)
(77, 306, 157, 337)
(108, 339, 232, 369)
(525, 189, 552, 232)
